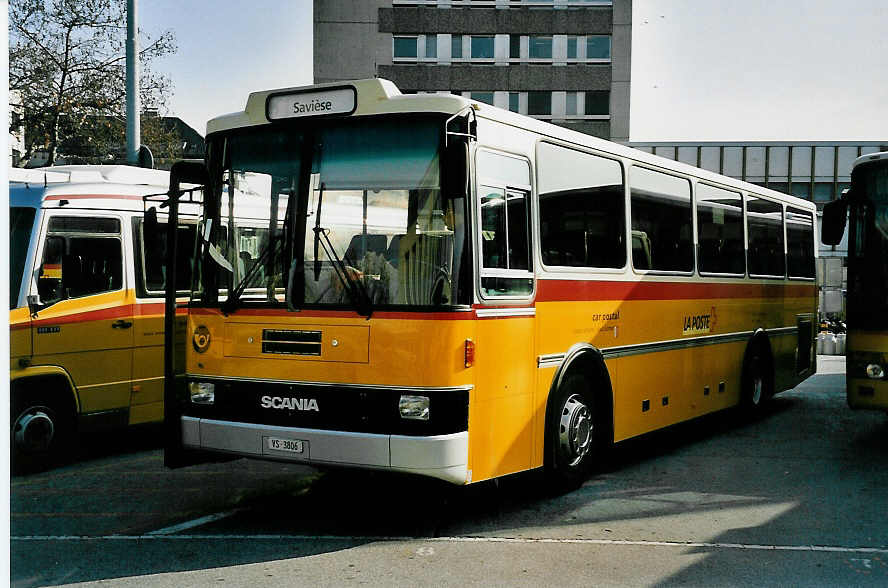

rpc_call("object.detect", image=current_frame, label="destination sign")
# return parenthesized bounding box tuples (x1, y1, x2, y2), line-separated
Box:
(267, 87, 356, 120)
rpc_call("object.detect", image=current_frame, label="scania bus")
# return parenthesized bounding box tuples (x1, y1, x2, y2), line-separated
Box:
(158, 79, 817, 486)
(822, 152, 888, 412)
(9, 165, 198, 470)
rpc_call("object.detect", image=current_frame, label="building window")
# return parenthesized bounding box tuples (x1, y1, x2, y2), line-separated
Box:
(585, 91, 609, 115)
(425, 35, 437, 59)
(791, 182, 811, 200)
(813, 184, 834, 202)
(566, 36, 578, 59)
(528, 91, 551, 116)
(510, 35, 521, 59)
(393, 36, 418, 59)
(471, 36, 495, 59)
(452, 34, 463, 59)
(471, 92, 495, 105)
(529, 36, 552, 59)
(509, 92, 520, 113)
(565, 92, 577, 116)
(586, 35, 611, 59)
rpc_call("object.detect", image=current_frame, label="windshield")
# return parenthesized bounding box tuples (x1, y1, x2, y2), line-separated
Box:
(10, 206, 36, 309)
(199, 116, 468, 311)
(847, 161, 888, 330)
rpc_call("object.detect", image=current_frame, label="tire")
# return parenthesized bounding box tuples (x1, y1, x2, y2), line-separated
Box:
(741, 346, 773, 414)
(11, 389, 75, 473)
(545, 373, 599, 490)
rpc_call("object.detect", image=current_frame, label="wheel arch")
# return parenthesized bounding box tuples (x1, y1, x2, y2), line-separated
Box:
(11, 365, 81, 416)
(742, 328, 776, 398)
(545, 343, 615, 446)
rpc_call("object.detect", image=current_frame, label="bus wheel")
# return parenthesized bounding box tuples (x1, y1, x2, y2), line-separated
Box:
(11, 393, 73, 473)
(741, 348, 772, 413)
(546, 374, 595, 489)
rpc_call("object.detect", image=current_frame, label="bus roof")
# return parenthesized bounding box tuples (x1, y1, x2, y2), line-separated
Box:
(852, 151, 888, 171)
(9, 165, 171, 212)
(206, 78, 814, 211)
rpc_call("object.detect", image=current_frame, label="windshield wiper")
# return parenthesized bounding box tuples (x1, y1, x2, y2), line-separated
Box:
(221, 234, 281, 314)
(221, 187, 293, 314)
(311, 182, 373, 318)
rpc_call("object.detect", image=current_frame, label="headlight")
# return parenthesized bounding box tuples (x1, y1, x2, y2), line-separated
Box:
(866, 364, 885, 379)
(189, 381, 215, 405)
(399, 395, 430, 420)
(193, 325, 211, 353)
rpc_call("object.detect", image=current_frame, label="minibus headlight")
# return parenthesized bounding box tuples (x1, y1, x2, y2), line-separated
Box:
(193, 325, 211, 353)
(866, 364, 885, 379)
(399, 395, 430, 421)
(189, 381, 215, 405)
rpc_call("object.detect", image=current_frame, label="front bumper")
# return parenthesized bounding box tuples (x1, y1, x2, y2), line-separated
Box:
(181, 416, 469, 484)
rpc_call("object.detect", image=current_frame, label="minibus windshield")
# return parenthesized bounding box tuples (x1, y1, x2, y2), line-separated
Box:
(10, 207, 36, 309)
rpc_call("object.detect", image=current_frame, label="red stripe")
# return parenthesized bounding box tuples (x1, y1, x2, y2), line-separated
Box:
(188, 307, 476, 321)
(10, 301, 185, 331)
(45, 194, 149, 201)
(537, 279, 816, 302)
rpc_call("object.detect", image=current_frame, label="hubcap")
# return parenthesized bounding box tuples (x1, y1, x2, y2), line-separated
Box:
(558, 394, 592, 467)
(14, 407, 55, 454)
(752, 375, 763, 405)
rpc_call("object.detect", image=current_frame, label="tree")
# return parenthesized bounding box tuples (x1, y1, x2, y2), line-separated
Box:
(9, 0, 177, 166)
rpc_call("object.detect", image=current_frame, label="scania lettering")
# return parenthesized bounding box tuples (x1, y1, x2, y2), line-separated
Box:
(260, 396, 320, 411)
(159, 78, 816, 487)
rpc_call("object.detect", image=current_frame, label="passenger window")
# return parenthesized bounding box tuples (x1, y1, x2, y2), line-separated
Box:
(747, 196, 785, 277)
(140, 221, 197, 295)
(696, 184, 745, 275)
(39, 216, 123, 303)
(786, 206, 815, 279)
(630, 167, 693, 272)
(537, 143, 625, 269)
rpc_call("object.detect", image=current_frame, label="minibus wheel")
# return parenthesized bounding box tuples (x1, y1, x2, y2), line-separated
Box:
(546, 373, 596, 489)
(11, 392, 73, 472)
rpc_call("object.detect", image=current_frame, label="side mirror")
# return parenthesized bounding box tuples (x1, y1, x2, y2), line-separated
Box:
(443, 140, 469, 201)
(821, 197, 847, 245)
(169, 159, 209, 196)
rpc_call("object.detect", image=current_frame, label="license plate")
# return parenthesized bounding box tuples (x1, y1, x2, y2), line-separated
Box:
(266, 437, 305, 454)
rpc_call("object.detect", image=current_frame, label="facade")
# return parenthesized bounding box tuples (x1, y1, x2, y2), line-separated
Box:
(314, 0, 631, 142)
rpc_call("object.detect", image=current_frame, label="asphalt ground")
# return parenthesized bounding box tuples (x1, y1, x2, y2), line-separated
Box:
(10, 355, 888, 587)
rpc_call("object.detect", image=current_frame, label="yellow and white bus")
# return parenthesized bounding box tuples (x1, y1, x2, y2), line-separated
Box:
(161, 79, 817, 486)
(9, 165, 198, 470)
(822, 152, 888, 412)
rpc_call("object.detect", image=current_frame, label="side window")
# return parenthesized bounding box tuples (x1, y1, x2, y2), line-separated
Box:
(537, 142, 625, 269)
(747, 196, 785, 277)
(696, 184, 745, 275)
(138, 219, 197, 296)
(786, 206, 815, 279)
(477, 150, 533, 298)
(39, 216, 123, 303)
(630, 167, 693, 272)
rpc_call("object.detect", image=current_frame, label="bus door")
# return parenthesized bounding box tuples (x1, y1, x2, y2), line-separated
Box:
(474, 149, 536, 480)
(31, 213, 133, 426)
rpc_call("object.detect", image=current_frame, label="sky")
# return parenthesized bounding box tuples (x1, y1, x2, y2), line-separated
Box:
(138, 0, 888, 142)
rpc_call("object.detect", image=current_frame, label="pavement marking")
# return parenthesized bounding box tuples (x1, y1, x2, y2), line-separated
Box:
(145, 509, 243, 535)
(10, 534, 888, 555)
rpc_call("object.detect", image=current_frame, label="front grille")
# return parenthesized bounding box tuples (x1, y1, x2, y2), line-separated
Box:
(184, 378, 470, 436)
(262, 329, 322, 356)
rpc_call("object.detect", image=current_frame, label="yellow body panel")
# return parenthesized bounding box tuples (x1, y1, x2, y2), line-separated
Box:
(847, 330, 888, 411)
(185, 282, 816, 484)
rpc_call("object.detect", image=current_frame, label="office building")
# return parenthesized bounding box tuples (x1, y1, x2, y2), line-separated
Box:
(314, 0, 631, 142)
